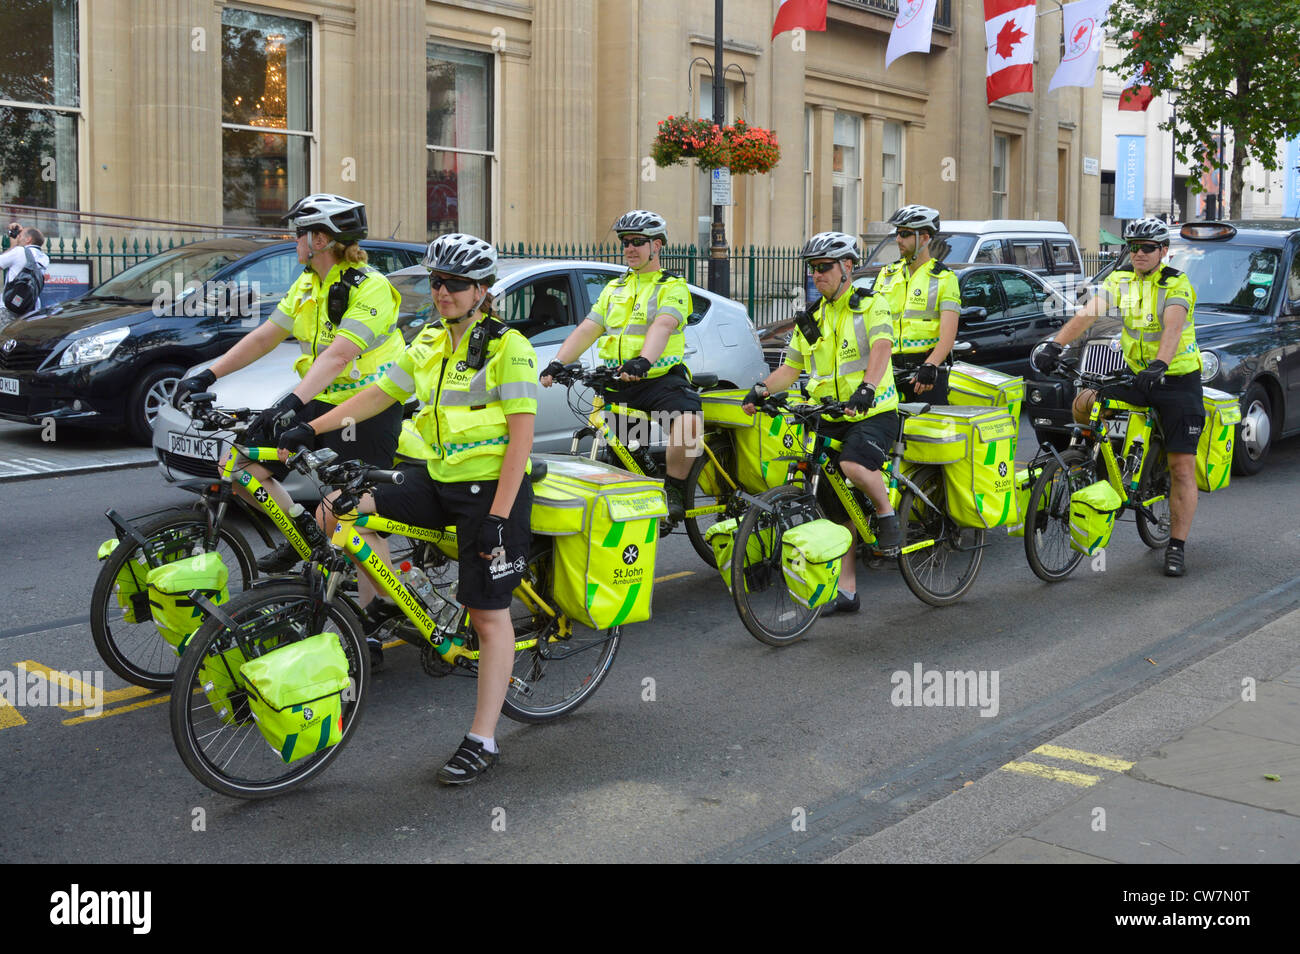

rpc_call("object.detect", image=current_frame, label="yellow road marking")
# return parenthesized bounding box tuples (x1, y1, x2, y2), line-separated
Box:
(0, 695, 27, 729)
(15, 661, 107, 711)
(1032, 744, 1134, 773)
(1000, 761, 1100, 787)
(62, 694, 170, 725)
(655, 571, 695, 583)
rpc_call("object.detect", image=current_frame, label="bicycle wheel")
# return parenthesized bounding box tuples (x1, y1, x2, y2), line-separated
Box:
(1135, 437, 1172, 550)
(683, 437, 743, 567)
(896, 469, 985, 607)
(497, 546, 620, 724)
(170, 582, 369, 799)
(91, 507, 257, 691)
(1023, 447, 1094, 582)
(731, 485, 824, 647)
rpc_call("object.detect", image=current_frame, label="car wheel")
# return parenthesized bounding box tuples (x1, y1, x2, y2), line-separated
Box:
(127, 363, 185, 444)
(1232, 381, 1273, 477)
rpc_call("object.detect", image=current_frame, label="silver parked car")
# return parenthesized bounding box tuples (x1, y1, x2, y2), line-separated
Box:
(152, 258, 770, 497)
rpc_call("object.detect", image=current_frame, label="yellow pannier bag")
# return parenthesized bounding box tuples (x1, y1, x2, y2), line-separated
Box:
(198, 643, 254, 727)
(1005, 463, 1044, 537)
(933, 406, 1019, 529)
(947, 361, 1025, 443)
(700, 388, 757, 430)
(701, 388, 805, 493)
(1069, 480, 1122, 555)
(780, 520, 853, 609)
(98, 538, 148, 624)
(704, 518, 775, 595)
(529, 455, 667, 629)
(902, 411, 968, 465)
(146, 552, 231, 654)
(239, 633, 350, 764)
(1196, 388, 1241, 493)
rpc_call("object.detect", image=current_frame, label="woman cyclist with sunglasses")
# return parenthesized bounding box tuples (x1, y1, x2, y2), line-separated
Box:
(277, 233, 539, 785)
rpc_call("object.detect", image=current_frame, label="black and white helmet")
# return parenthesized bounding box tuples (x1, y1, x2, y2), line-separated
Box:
(888, 204, 941, 234)
(800, 231, 860, 263)
(282, 193, 368, 242)
(422, 233, 498, 283)
(1124, 218, 1171, 244)
(613, 209, 669, 241)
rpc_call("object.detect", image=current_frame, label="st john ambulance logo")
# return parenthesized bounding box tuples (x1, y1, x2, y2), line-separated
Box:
(998, 462, 1008, 477)
(622, 544, 639, 565)
(456, 360, 469, 372)
(254, 487, 269, 503)
(783, 434, 794, 449)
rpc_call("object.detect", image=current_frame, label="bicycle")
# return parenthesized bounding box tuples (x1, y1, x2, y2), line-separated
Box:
(169, 448, 624, 798)
(549, 363, 745, 567)
(91, 396, 317, 690)
(1022, 362, 1172, 582)
(728, 395, 987, 647)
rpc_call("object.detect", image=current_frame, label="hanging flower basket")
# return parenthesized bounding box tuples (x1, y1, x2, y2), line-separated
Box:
(651, 116, 780, 175)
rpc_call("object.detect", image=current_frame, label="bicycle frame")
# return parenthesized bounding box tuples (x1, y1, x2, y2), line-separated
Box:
(1081, 393, 1169, 516)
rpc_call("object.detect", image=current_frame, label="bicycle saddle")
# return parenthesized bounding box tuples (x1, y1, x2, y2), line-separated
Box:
(691, 372, 719, 390)
(529, 458, 548, 482)
(897, 402, 932, 418)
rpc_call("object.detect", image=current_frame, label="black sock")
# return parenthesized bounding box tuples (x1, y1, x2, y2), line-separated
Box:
(1169, 538, 1185, 551)
(666, 475, 686, 491)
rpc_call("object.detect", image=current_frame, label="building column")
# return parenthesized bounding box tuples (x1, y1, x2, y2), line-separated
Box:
(865, 114, 885, 223)
(128, 0, 221, 224)
(530, 0, 596, 242)
(352, 0, 425, 241)
(812, 105, 835, 233)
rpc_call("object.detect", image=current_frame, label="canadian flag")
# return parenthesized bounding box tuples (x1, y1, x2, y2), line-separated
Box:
(771, 0, 828, 40)
(1118, 62, 1154, 111)
(984, 0, 1036, 104)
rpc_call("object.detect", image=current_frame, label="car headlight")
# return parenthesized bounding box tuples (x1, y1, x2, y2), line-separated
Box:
(60, 327, 130, 367)
(1200, 350, 1220, 382)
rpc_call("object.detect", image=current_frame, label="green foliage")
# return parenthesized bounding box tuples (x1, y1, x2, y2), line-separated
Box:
(1108, 0, 1300, 216)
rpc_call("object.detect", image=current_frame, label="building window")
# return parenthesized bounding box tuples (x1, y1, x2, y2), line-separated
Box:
(428, 43, 493, 240)
(882, 120, 904, 217)
(832, 112, 861, 236)
(1100, 171, 1115, 218)
(221, 9, 312, 228)
(992, 134, 1009, 218)
(0, 0, 80, 225)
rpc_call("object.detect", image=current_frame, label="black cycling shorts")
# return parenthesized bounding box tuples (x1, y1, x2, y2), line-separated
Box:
(370, 464, 532, 610)
(816, 411, 900, 522)
(603, 363, 703, 415)
(894, 356, 949, 406)
(1110, 371, 1205, 455)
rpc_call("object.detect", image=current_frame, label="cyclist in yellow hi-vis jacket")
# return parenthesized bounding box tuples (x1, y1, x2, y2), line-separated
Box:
(1032, 217, 1203, 578)
(874, 205, 961, 403)
(278, 233, 538, 785)
(740, 231, 900, 615)
(172, 194, 405, 573)
(540, 210, 702, 523)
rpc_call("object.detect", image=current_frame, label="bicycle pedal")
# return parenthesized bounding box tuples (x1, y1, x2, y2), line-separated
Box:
(366, 637, 384, 669)
(420, 643, 455, 677)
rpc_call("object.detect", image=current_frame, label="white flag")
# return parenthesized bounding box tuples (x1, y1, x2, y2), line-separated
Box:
(1047, 0, 1112, 92)
(885, 0, 938, 68)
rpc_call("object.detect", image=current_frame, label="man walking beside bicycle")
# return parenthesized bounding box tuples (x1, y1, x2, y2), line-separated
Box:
(1032, 218, 1203, 577)
(539, 210, 702, 524)
(741, 232, 900, 615)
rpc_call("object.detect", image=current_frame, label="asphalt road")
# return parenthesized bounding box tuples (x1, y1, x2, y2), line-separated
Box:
(1, 431, 1298, 863)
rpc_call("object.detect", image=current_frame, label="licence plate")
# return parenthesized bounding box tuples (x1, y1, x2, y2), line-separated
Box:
(169, 432, 219, 460)
(0, 377, 18, 396)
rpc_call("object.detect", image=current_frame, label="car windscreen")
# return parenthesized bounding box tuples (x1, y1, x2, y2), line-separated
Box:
(866, 232, 976, 266)
(91, 247, 245, 302)
(1166, 242, 1281, 313)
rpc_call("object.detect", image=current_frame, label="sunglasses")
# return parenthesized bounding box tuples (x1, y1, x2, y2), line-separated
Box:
(620, 236, 651, 248)
(807, 261, 840, 275)
(430, 275, 475, 293)
(894, 229, 917, 239)
(1128, 242, 1164, 254)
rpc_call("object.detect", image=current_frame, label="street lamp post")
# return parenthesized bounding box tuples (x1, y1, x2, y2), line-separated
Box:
(708, 0, 730, 297)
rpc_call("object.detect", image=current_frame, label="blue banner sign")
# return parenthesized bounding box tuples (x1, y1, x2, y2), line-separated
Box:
(1115, 135, 1146, 220)
(1285, 135, 1300, 219)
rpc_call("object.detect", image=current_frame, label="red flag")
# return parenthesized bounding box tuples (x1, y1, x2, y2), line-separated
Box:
(1118, 63, 1153, 110)
(984, 0, 1036, 103)
(771, 0, 828, 40)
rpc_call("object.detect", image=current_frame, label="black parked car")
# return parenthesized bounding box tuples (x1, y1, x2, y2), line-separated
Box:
(1025, 221, 1300, 474)
(758, 262, 1074, 375)
(0, 237, 426, 442)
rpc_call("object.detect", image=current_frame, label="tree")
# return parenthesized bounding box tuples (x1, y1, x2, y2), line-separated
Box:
(1108, 1, 1300, 219)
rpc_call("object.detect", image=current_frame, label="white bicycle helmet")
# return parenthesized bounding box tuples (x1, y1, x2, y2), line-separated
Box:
(422, 233, 498, 283)
(1123, 218, 1171, 244)
(887, 204, 941, 234)
(800, 231, 861, 262)
(613, 210, 669, 241)
(282, 193, 368, 242)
